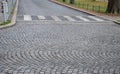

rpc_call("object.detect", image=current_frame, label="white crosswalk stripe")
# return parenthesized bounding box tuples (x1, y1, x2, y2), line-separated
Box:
(76, 16, 90, 21)
(63, 16, 76, 21)
(18, 15, 106, 22)
(51, 16, 62, 21)
(88, 16, 104, 21)
(38, 16, 46, 20)
(24, 15, 32, 21)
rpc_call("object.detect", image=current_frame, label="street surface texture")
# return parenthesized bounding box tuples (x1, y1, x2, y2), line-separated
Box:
(0, 0, 120, 74)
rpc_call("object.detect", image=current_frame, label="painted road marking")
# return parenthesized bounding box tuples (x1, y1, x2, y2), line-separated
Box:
(24, 15, 32, 21)
(88, 16, 104, 21)
(76, 16, 90, 21)
(18, 15, 106, 22)
(38, 16, 46, 20)
(51, 16, 62, 21)
(63, 16, 76, 21)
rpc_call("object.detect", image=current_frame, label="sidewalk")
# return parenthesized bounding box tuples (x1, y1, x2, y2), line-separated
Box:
(0, 1, 4, 24)
(0, 0, 16, 23)
(51, 0, 120, 23)
(0, 13, 4, 24)
(0, 0, 18, 29)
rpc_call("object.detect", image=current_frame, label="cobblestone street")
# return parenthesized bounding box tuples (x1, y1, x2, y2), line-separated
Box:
(0, 0, 120, 74)
(1, 21, 120, 74)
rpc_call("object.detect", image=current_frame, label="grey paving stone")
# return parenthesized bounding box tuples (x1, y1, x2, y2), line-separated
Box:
(0, 21, 120, 74)
(0, 0, 120, 73)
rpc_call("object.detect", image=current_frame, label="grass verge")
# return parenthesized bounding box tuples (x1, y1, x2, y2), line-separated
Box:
(117, 20, 120, 22)
(0, 20, 11, 26)
(56, 0, 108, 13)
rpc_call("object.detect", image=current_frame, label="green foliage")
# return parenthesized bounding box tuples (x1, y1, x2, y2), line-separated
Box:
(92, 0, 96, 1)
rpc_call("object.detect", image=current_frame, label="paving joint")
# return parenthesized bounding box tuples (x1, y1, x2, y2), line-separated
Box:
(0, 0, 19, 29)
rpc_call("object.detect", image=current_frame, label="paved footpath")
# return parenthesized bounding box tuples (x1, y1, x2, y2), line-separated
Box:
(0, 0, 120, 74)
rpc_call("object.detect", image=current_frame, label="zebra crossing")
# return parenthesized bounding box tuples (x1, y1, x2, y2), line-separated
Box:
(17, 15, 107, 22)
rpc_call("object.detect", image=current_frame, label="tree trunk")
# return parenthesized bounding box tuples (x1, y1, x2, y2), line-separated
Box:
(70, 0, 74, 4)
(63, 0, 65, 2)
(107, 0, 120, 14)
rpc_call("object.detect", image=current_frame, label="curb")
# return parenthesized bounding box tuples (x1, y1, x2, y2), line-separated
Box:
(114, 21, 120, 25)
(0, 0, 19, 29)
(50, 0, 118, 22)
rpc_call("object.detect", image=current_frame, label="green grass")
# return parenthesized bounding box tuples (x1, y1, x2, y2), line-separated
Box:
(57, 0, 108, 13)
(75, 0, 107, 6)
(118, 20, 120, 22)
(0, 20, 11, 26)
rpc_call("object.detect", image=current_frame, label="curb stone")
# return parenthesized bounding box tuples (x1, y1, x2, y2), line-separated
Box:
(114, 21, 120, 25)
(50, 0, 120, 22)
(0, 0, 19, 29)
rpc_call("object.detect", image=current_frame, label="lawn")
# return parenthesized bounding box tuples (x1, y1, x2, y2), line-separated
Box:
(75, 0, 107, 6)
(118, 20, 120, 22)
(57, 0, 108, 13)
(0, 20, 11, 26)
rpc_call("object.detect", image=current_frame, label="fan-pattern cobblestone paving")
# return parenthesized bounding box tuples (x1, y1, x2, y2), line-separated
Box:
(0, 22, 120, 74)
